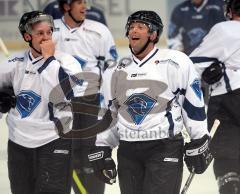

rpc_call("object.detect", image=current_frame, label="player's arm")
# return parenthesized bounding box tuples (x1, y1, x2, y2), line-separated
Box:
(190, 23, 227, 75)
(177, 55, 211, 174)
(0, 57, 16, 88)
(88, 67, 119, 184)
(38, 39, 82, 99)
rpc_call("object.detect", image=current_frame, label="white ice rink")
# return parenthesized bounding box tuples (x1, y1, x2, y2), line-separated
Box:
(0, 48, 219, 194)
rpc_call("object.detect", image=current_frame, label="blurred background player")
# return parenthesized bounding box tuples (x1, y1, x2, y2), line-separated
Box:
(88, 10, 212, 194)
(168, 0, 225, 55)
(168, 0, 226, 104)
(43, 0, 107, 25)
(52, 0, 118, 194)
(0, 11, 82, 194)
(190, 0, 240, 193)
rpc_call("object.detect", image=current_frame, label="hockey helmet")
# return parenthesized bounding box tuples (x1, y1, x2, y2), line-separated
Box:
(125, 10, 163, 43)
(18, 11, 54, 36)
(224, 0, 240, 19)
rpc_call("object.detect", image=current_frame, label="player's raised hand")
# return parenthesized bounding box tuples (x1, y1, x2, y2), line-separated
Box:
(40, 39, 55, 59)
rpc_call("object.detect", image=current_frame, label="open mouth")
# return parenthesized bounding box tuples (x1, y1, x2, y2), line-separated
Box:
(131, 37, 140, 41)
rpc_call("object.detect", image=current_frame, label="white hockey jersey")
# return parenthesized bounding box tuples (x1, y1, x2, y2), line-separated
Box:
(96, 47, 209, 148)
(190, 20, 240, 96)
(53, 18, 118, 96)
(0, 50, 82, 148)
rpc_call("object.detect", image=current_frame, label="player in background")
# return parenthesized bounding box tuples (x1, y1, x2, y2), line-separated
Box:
(168, 0, 226, 104)
(0, 11, 82, 194)
(168, 0, 225, 55)
(190, 0, 240, 193)
(52, 0, 118, 194)
(88, 10, 212, 194)
(43, 0, 107, 25)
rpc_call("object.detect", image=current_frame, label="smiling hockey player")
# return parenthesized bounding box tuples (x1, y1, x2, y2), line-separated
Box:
(88, 10, 212, 194)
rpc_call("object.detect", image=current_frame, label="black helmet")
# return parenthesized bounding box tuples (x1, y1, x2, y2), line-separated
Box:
(18, 11, 54, 37)
(125, 10, 163, 43)
(224, 0, 240, 19)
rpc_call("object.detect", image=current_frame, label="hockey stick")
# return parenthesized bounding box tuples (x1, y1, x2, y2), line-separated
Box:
(181, 119, 220, 194)
(0, 37, 9, 57)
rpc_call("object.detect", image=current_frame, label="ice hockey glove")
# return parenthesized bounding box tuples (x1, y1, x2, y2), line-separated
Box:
(184, 135, 213, 174)
(88, 146, 117, 184)
(0, 87, 16, 113)
(202, 61, 224, 84)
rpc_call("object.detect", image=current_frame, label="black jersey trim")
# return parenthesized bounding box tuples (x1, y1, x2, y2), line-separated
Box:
(139, 49, 159, 67)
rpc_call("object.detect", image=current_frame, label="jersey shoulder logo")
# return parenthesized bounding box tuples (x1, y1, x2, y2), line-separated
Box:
(124, 93, 156, 125)
(190, 79, 202, 100)
(16, 90, 41, 118)
(109, 46, 118, 60)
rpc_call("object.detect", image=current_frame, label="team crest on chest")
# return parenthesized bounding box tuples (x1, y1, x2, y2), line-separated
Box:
(124, 93, 156, 125)
(16, 90, 41, 118)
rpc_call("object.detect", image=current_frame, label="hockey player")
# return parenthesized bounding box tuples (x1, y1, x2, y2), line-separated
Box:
(88, 10, 212, 194)
(43, 0, 107, 25)
(190, 0, 240, 193)
(168, 0, 226, 105)
(53, 0, 118, 194)
(0, 11, 83, 194)
(168, 0, 225, 55)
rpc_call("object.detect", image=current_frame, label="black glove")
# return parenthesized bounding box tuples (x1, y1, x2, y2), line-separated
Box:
(202, 61, 224, 84)
(0, 87, 16, 113)
(184, 134, 213, 174)
(88, 146, 117, 184)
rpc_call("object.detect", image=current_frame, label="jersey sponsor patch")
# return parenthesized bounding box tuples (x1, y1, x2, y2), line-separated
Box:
(88, 151, 104, 161)
(190, 79, 202, 100)
(163, 157, 179, 162)
(53, 149, 69, 154)
(124, 93, 156, 125)
(16, 90, 41, 118)
(185, 139, 208, 156)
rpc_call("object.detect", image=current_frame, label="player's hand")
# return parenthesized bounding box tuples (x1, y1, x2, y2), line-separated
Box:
(40, 40, 55, 59)
(88, 146, 117, 184)
(0, 87, 16, 113)
(184, 134, 212, 174)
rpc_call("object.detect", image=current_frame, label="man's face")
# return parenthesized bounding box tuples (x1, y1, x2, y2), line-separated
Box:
(24, 22, 53, 52)
(128, 22, 151, 54)
(69, 0, 87, 21)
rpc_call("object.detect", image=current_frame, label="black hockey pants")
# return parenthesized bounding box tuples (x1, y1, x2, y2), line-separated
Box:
(117, 135, 184, 194)
(207, 88, 240, 194)
(8, 138, 72, 194)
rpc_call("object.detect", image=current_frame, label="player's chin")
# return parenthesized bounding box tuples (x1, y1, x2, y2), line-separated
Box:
(78, 15, 86, 21)
(129, 40, 140, 48)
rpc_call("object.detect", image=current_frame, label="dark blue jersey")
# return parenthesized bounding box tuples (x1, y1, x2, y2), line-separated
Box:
(168, 0, 225, 55)
(43, 1, 107, 26)
(43, 1, 62, 19)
